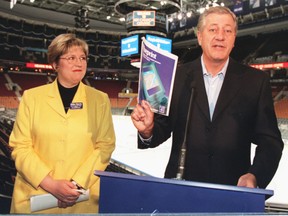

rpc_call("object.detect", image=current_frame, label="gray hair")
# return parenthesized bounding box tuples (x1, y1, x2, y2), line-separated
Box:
(197, 6, 238, 33)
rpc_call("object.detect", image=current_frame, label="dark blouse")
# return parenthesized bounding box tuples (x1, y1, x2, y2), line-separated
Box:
(57, 80, 79, 113)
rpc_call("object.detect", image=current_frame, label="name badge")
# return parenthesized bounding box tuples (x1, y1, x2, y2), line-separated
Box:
(70, 102, 83, 110)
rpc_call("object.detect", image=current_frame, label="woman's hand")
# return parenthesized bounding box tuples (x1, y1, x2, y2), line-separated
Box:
(40, 175, 81, 208)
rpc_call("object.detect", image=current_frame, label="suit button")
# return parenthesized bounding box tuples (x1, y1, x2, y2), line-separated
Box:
(209, 154, 214, 159)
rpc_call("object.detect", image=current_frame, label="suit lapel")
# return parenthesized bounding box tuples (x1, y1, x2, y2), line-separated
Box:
(187, 59, 211, 121)
(212, 59, 244, 122)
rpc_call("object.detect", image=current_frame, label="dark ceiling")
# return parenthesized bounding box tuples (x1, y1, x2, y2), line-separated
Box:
(0, 0, 234, 33)
(0, 0, 288, 48)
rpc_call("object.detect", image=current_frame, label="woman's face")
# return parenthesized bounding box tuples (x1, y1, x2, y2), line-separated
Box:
(54, 46, 87, 88)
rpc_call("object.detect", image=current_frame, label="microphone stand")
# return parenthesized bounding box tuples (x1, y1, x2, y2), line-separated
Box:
(175, 85, 195, 180)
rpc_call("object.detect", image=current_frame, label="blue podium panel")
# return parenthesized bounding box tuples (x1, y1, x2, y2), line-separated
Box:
(95, 171, 273, 214)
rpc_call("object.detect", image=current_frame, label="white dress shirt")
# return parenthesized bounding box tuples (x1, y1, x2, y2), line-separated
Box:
(201, 56, 229, 120)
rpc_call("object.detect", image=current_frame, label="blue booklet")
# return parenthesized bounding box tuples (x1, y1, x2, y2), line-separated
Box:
(138, 38, 178, 116)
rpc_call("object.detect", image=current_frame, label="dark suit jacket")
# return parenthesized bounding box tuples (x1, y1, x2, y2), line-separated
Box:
(138, 57, 283, 188)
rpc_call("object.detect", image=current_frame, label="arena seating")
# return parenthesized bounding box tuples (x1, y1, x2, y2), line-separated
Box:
(0, 73, 17, 97)
(275, 98, 288, 119)
(0, 8, 287, 214)
(0, 118, 15, 214)
(8, 72, 49, 94)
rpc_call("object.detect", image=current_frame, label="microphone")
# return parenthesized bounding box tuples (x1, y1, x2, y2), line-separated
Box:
(176, 82, 196, 180)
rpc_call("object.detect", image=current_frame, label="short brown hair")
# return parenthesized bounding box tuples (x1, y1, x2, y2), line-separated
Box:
(47, 33, 88, 65)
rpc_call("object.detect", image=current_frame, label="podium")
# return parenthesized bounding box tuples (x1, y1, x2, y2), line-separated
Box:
(95, 171, 273, 214)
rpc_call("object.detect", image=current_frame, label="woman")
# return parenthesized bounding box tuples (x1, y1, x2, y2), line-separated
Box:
(9, 33, 116, 213)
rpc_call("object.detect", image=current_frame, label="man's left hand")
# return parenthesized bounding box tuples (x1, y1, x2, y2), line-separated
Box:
(237, 173, 257, 188)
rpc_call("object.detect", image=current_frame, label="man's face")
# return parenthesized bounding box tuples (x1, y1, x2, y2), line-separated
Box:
(197, 13, 236, 64)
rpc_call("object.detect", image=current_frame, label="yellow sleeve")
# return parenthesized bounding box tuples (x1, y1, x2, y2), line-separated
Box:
(9, 91, 51, 189)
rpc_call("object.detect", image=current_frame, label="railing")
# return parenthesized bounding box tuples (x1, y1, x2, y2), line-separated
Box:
(0, 96, 136, 115)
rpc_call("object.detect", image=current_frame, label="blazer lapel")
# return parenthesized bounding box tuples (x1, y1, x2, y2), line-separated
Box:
(67, 82, 86, 118)
(46, 80, 67, 118)
(212, 59, 244, 122)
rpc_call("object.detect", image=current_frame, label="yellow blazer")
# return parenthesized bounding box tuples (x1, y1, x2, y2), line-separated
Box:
(9, 80, 115, 213)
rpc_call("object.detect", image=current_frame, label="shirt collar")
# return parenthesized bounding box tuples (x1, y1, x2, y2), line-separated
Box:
(201, 55, 229, 77)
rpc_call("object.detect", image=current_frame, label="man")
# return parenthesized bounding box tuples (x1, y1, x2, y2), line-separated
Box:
(131, 6, 283, 188)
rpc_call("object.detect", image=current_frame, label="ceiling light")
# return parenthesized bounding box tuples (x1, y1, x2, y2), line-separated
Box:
(197, 7, 206, 14)
(161, 1, 167, 6)
(150, 6, 158, 10)
(119, 17, 126, 22)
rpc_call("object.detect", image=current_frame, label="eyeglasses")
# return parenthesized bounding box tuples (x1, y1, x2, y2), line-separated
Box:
(59, 56, 89, 64)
